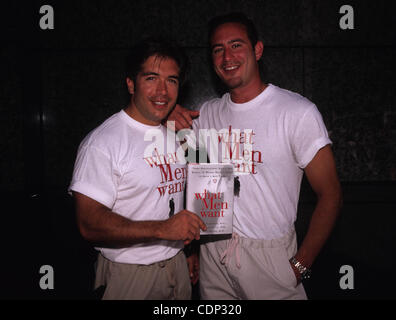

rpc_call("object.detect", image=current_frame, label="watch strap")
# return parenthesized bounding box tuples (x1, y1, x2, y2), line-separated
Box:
(289, 257, 311, 280)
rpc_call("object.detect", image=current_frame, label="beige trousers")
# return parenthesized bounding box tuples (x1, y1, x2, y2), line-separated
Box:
(95, 250, 191, 300)
(199, 229, 307, 300)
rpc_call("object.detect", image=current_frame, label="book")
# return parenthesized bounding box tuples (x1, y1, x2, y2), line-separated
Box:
(186, 163, 234, 235)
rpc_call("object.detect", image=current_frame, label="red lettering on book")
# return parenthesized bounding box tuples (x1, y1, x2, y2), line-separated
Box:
(200, 210, 224, 217)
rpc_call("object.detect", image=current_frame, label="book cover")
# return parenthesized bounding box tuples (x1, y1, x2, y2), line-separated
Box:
(186, 163, 234, 235)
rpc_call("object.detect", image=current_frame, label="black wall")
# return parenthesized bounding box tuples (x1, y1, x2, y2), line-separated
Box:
(1, 0, 395, 299)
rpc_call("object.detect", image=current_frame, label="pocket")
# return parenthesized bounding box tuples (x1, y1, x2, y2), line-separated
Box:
(267, 246, 297, 288)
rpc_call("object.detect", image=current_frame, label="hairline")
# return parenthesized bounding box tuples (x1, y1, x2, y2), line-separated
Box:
(210, 22, 256, 48)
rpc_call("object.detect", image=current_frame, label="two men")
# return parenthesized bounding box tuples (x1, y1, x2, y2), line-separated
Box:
(169, 12, 342, 299)
(70, 12, 342, 300)
(69, 38, 206, 300)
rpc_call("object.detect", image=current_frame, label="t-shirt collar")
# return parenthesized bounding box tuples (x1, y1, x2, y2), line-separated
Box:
(119, 109, 162, 131)
(226, 83, 274, 111)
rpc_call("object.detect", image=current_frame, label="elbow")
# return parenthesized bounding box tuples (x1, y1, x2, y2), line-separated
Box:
(77, 221, 92, 242)
(76, 216, 98, 243)
(316, 185, 343, 216)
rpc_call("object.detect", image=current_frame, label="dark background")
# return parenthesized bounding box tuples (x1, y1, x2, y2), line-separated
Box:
(1, 0, 396, 299)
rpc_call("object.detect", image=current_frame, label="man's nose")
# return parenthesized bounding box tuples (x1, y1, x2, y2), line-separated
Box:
(156, 79, 168, 94)
(223, 47, 234, 61)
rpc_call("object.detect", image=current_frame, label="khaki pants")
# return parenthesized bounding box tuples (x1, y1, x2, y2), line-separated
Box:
(200, 229, 307, 300)
(95, 250, 192, 300)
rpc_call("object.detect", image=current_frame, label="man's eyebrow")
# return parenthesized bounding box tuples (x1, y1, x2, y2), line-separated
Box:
(141, 71, 159, 76)
(211, 38, 247, 49)
(141, 72, 179, 80)
(228, 38, 247, 44)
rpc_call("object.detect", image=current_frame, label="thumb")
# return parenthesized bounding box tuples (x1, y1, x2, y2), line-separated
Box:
(199, 219, 207, 231)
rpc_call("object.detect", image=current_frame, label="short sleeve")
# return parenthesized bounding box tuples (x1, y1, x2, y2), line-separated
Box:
(292, 104, 332, 169)
(68, 145, 118, 209)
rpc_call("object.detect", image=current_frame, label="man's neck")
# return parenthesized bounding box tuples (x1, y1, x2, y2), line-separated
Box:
(230, 81, 268, 104)
(124, 103, 161, 127)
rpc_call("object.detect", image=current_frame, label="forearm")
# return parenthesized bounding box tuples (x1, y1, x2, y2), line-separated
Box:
(295, 191, 342, 268)
(74, 191, 206, 248)
(77, 206, 164, 248)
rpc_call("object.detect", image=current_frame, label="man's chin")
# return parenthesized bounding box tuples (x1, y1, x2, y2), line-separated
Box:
(222, 77, 242, 89)
(154, 109, 173, 124)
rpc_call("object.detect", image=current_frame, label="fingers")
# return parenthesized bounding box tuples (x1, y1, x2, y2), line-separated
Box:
(185, 216, 204, 242)
(197, 218, 207, 232)
(189, 110, 200, 118)
(175, 110, 195, 130)
(186, 253, 199, 285)
(188, 258, 194, 279)
(187, 210, 207, 232)
(183, 110, 200, 126)
(186, 214, 206, 242)
(183, 230, 196, 245)
(175, 113, 191, 131)
(184, 110, 200, 122)
(169, 210, 206, 244)
(192, 267, 199, 285)
(182, 210, 207, 235)
(188, 260, 194, 273)
(167, 105, 200, 131)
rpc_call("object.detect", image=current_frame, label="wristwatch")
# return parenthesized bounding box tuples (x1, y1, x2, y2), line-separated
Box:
(289, 257, 312, 280)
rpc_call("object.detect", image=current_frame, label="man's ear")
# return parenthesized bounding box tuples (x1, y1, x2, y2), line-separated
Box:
(254, 41, 264, 61)
(126, 77, 134, 95)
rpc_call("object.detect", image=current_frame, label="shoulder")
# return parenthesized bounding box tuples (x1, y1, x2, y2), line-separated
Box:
(198, 94, 227, 115)
(79, 111, 130, 153)
(268, 85, 317, 117)
(271, 85, 314, 109)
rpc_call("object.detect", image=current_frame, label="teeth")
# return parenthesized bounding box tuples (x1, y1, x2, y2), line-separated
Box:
(154, 101, 166, 105)
(224, 66, 238, 71)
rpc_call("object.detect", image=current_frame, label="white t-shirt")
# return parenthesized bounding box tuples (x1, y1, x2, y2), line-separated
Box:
(192, 84, 331, 239)
(69, 110, 186, 264)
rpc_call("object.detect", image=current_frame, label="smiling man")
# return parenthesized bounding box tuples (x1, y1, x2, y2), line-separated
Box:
(210, 21, 265, 101)
(168, 12, 342, 300)
(69, 38, 206, 300)
(124, 54, 180, 125)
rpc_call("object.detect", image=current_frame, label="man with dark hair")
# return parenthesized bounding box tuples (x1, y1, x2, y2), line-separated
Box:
(168, 12, 342, 300)
(126, 37, 189, 86)
(208, 12, 259, 54)
(69, 37, 206, 300)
